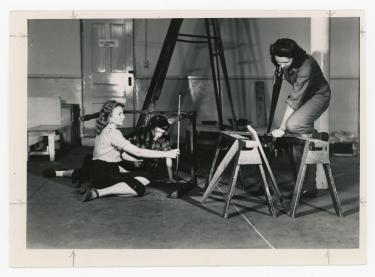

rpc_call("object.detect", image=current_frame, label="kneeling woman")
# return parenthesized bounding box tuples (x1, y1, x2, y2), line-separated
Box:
(82, 100, 179, 202)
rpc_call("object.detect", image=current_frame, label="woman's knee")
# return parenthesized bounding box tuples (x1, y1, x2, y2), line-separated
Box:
(285, 118, 314, 134)
(285, 119, 301, 134)
(134, 176, 150, 186)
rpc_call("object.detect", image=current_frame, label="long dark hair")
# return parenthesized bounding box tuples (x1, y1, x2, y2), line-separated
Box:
(270, 38, 307, 68)
(95, 100, 124, 135)
(143, 115, 170, 143)
(147, 115, 170, 132)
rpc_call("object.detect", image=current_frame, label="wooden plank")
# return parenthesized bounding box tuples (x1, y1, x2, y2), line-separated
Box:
(207, 133, 223, 184)
(290, 142, 309, 218)
(238, 149, 262, 165)
(201, 140, 239, 202)
(247, 125, 284, 207)
(259, 164, 276, 217)
(223, 149, 242, 218)
(323, 164, 343, 217)
(28, 124, 64, 132)
(305, 149, 330, 165)
(255, 81, 267, 128)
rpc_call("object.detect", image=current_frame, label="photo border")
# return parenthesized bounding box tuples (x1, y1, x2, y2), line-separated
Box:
(9, 9, 366, 267)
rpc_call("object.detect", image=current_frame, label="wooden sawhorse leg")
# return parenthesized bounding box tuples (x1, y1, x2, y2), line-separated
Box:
(223, 149, 241, 218)
(258, 164, 277, 217)
(247, 125, 285, 210)
(290, 139, 343, 218)
(203, 134, 281, 218)
(47, 131, 56, 161)
(323, 164, 343, 217)
(205, 133, 223, 191)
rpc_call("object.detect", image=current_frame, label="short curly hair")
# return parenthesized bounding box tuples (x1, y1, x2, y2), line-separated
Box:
(95, 100, 124, 135)
(147, 115, 170, 131)
(270, 38, 307, 68)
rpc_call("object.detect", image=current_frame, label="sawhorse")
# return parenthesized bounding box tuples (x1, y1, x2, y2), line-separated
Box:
(289, 137, 343, 218)
(201, 125, 284, 218)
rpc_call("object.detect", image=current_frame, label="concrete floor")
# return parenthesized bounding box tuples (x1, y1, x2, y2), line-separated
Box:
(26, 145, 360, 249)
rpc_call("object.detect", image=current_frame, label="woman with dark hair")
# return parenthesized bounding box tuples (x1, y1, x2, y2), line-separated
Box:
(269, 38, 331, 197)
(43, 114, 176, 191)
(126, 115, 174, 181)
(270, 38, 330, 136)
(81, 100, 179, 201)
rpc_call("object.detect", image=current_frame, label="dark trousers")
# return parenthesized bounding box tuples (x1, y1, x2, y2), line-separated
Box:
(72, 154, 93, 184)
(74, 155, 151, 196)
(91, 159, 151, 196)
(285, 95, 329, 190)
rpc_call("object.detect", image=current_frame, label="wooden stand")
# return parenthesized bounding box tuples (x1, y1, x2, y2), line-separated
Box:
(201, 125, 284, 218)
(290, 138, 343, 218)
(27, 124, 66, 161)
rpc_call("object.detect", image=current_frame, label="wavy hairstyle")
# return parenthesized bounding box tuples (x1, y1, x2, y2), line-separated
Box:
(95, 100, 124, 135)
(148, 115, 170, 132)
(270, 38, 307, 68)
(141, 115, 170, 143)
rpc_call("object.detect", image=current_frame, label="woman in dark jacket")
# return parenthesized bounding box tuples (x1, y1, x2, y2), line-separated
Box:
(270, 38, 331, 197)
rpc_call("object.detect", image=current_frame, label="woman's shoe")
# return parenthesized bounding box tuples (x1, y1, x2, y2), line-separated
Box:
(301, 188, 318, 198)
(71, 169, 80, 184)
(82, 189, 99, 202)
(311, 132, 329, 141)
(287, 188, 317, 199)
(79, 182, 91, 194)
(42, 168, 56, 178)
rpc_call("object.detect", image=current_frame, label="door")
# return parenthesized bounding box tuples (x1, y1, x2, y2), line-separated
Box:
(82, 19, 134, 137)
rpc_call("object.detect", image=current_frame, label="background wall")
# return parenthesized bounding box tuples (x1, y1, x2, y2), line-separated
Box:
(27, 17, 360, 136)
(28, 19, 82, 105)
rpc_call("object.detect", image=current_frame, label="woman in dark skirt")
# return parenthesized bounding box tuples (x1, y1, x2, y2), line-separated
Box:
(43, 114, 175, 189)
(81, 100, 179, 202)
(269, 38, 331, 197)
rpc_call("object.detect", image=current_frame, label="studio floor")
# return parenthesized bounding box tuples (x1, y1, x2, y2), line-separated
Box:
(26, 145, 360, 249)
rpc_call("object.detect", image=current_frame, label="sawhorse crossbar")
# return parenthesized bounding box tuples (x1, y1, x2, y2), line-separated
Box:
(201, 125, 284, 218)
(290, 137, 343, 218)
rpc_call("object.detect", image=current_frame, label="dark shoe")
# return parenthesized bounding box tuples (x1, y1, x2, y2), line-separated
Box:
(42, 168, 56, 178)
(79, 182, 91, 194)
(301, 189, 318, 198)
(287, 188, 317, 199)
(82, 189, 99, 202)
(311, 132, 329, 142)
(71, 169, 80, 184)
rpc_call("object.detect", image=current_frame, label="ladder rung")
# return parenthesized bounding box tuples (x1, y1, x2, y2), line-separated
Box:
(176, 38, 207, 44)
(177, 33, 219, 40)
(177, 33, 208, 39)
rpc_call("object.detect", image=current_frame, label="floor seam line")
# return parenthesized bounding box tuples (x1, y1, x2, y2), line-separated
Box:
(217, 186, 275, 249)
(232, 202, 275, 249)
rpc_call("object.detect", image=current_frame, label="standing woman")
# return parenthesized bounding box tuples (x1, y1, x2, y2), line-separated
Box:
(270, 38, 331, 196)
(82, 100, 179, 202)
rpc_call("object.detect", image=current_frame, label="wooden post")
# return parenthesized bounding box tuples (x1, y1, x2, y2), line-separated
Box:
(311, 16, 330, 189)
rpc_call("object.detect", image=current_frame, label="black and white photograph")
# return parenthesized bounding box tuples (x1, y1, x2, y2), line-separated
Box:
(7, 7, 369, 269)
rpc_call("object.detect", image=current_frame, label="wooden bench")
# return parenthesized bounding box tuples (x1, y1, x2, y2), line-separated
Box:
(27, 124, 66, 161)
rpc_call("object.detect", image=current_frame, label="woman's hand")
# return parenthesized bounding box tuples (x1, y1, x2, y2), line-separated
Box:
(271, 128, 285, 138)
(134, 160, 143, 168)
(165, 149, 180, 159)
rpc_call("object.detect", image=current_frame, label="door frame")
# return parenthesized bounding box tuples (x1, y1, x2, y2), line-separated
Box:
(80, 19, 134, 137)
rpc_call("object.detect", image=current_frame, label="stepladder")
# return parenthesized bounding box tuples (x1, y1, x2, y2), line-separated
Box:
(289, 137, 343, 218)
(201, 125, 285, 218)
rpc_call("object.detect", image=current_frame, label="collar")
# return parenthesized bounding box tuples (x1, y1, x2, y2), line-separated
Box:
(107, 123, 118, 129)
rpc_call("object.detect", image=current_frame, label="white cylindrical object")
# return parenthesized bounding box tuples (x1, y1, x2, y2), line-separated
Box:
(311, 17, 330, 189)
